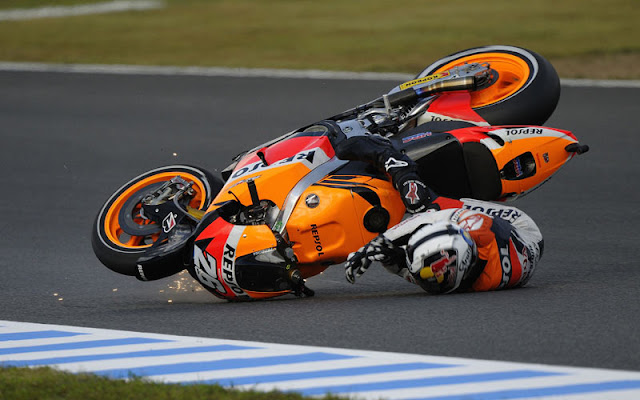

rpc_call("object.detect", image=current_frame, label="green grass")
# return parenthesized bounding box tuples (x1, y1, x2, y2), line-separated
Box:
(0, 0, 638, 79)
(0, 366, 346, 400)
(0, 0, 92, 7)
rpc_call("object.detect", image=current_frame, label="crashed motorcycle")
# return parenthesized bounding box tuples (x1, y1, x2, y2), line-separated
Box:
(91, 45, 588, 300)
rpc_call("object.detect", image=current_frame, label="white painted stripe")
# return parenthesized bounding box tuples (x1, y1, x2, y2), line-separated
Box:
(522, 390, 640, 400)
(49, 348, 321, 373)
(0, 336, 130, 349)
(560, 78, 640, 88)
(168, 365, 474, 388)
(0, 325, 81, 335)
(233, 364, 529, 391)
(0, 61, 639, 88)
(0, 1, 165, 21)
(333, 375, 640, 400)
(1, 341, 243, 361)
(0, 61, 413, 81)
(155, 357, 431, 383)
(0, 331, 170, 349)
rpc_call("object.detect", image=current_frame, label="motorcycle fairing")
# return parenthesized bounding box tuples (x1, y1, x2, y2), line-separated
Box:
(444, 125, 580, 200)
(208, 135, 335, 216)
(418, 92, 490, 127)
(193, 134, 348, 299)
(192, 210, 284, 300)
(192, 214, 248, 299)
(482, 126, 580, 200)
(391, 122, 582, 201)
(232, 135, 335, 172)
(195, 167, 406, 295)
(287, 174, 405, 266)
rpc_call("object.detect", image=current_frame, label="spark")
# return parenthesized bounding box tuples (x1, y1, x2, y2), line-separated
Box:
(165, 270, 204, 293)
(172, 152, 178, 157)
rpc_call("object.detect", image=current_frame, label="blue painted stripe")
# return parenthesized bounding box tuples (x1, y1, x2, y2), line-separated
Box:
(95, 352, 356, 378)
(1, 344, 257, 367)
(402, 380, 640, 400)
(191, 362, 457, 386)
(0, 337, 171, 355)
(299, 370, 562, 396)
(0, 330, 86, 341)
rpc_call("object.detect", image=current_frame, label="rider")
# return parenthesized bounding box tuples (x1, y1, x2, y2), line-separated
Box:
(335, 133, 543, 293)
(344, 196, 543, 293)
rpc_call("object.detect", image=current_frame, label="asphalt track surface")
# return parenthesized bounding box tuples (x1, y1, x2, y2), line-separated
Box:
(1, 70, 638, 373)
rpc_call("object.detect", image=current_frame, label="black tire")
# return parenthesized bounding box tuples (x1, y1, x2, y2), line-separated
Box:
(91, 165, 223, 276)
(417, 45, 560, 125)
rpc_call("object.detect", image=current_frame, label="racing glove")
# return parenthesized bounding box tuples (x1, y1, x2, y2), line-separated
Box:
(345, 235, 404, 283)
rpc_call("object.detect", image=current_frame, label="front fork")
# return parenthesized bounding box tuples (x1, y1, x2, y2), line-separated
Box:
(140, 176, 203, 227)
(134, 176, 202, 281)
(273, 231, 314, 297)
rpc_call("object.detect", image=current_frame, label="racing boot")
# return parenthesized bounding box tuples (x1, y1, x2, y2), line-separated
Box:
(335, 135, 435, 213)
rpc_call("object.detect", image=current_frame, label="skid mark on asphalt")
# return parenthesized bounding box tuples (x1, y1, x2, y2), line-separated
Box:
(0, 1, 164, 21)
(1, 320, 639, 400)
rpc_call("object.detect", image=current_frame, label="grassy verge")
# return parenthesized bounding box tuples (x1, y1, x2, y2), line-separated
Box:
(0, 366, 345, 400)
(0, 0, 92, 7)
(0, 0, 638, 79)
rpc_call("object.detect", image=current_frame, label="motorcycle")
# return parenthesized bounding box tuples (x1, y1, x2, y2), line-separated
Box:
(91, 45, 588, 300)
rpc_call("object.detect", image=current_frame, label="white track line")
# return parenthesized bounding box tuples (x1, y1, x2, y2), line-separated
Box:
(0, 61, 638, 88)
(0, 1, 164, 21)
(0, 61, 413, 81)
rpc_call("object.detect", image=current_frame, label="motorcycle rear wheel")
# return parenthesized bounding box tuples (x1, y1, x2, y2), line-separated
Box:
(417, 45, 560, 125)
(91, 165, 223, 276)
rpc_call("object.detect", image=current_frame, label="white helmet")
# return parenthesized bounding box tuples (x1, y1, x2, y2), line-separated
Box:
(406, 221, 477, 294)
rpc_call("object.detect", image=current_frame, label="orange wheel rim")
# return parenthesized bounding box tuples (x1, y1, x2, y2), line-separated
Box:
(104, 172, 208, 249)
(433, 52, 531, 108)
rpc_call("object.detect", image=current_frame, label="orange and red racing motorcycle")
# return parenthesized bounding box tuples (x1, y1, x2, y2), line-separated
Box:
(92, 45, 588, 300)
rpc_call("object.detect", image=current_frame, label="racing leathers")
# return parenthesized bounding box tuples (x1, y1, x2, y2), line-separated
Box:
(334, 134, 435, 214)
(345, 197, 543, 293)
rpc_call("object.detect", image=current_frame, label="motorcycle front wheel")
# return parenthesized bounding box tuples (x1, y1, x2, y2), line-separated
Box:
(91, 165, 223, 276)
(417, 45, 560, 125)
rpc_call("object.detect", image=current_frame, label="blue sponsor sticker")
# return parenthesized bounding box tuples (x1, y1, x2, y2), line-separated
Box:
(402, 132, 432, 143)
(513, 158, 523, 177)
